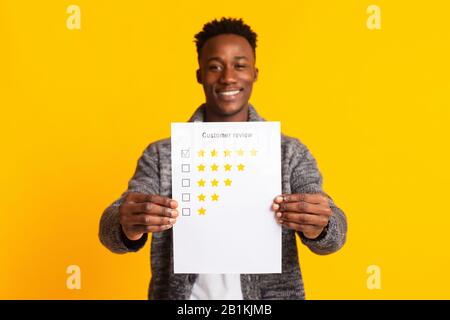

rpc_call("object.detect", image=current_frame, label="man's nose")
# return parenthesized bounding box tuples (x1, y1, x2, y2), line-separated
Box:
(219, 67, 237, 84)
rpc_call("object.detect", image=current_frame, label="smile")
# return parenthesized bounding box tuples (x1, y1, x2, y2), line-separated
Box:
(217, 89, 243, 97)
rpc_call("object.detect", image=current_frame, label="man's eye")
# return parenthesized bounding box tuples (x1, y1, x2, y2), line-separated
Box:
(236, 64, 247, 69)
(209, 65, 221, 71)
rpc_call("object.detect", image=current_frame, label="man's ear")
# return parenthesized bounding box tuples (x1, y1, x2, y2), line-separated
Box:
(196, 69, 202, 84)
(254, 68, 259, 82)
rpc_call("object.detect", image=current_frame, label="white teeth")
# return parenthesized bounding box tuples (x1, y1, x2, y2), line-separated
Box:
(219, 90, 240, 96)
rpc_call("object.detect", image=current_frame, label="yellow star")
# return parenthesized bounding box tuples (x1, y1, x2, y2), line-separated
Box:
(224, 163, 232, 171)
(224, 149, 231, 157)
(211, 193, 219, 201)
(197, 164, 205, 172)
(198, 149, 205, 157)
(237, 148, 244, 156)
(250, 149, 258, 156)
(211, 149, 218, 157)
(210, 163, 219, 171)
(211, 179, 219, 187)
(197, 179, 205, 187)
(197, 193, 206, 202)
(237, 163, 245, 171)
(198, 207, 206, 215)
(224, 178, 232, 186)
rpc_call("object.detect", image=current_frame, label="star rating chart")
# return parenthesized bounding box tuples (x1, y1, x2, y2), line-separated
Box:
(183, 148, 254, 217)
(171, 122, 282, 273)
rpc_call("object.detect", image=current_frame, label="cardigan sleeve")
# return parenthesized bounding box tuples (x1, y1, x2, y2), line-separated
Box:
(98, 142, 161, 254)
(289, 138, 347, 255)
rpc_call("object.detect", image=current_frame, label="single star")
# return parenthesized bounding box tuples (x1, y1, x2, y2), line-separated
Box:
(236, 148, 244, 156)
(210, 163, 219, 171)
(197, 193, 206, 201)
(211, 179, 219, 187)
(197, 179, 205, 187)
(198, 150, 205, 157)
(211, 149, 218, 157)
(250, 149, 258, 156)
(224, 149, 231, 157)
(237, 163, 245, 171)
(224, 163, 232, 171)
(198, 207, 206, 215)
(197, 164, 205, 172)
(211, 193, 219, 201)
(224, 178, 232, 186)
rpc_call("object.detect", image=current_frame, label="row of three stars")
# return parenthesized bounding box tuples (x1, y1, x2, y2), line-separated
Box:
(197, 178, 232, 187)
(198, 149, 257, 157)
(197, 163, 245, 172)
(197, 193, 219, 202)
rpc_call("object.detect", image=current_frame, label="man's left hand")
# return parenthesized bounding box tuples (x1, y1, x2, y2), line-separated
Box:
(272, 193, 333, 239)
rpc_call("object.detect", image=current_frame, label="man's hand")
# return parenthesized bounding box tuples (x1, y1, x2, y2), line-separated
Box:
(119, 192, 179, 241)
(271, 193, 332, 239)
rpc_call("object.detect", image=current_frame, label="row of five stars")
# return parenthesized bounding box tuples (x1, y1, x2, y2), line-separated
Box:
(197, 163, 245, 172)
(198, 149, 257, 157)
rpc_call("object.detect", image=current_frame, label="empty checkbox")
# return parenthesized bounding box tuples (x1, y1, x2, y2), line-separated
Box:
(182, 193, 190, 202)
(182, 179, 190, 187)
(181, 164, 190, 173)
(182, 208, 191, 216)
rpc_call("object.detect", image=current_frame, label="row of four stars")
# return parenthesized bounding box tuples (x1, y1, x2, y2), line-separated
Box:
(197, 163, 245, 172)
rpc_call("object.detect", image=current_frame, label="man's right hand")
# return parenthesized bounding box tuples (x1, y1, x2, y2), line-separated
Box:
(119, 192, 179, 241)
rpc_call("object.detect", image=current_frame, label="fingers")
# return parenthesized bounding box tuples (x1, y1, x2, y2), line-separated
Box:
(278, 220, 323, 234)
(274, 201, 332, 216)
(122, 193, 179, 217)
(128, 224, 173, 234)
(277, 212, 329, 228)
(122, 201, 178, 218)
(127, 214, 177, 226)
(126, 192, 178, 209)
(271, 193, 332, 234)
(272, 193, 331, 216)
(274, 193, 328, 205)
(120, 211, 178, 235)
(120, 193, 180, 235)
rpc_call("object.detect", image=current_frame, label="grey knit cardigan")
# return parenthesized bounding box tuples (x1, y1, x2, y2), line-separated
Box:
(99, 104, 347, 300)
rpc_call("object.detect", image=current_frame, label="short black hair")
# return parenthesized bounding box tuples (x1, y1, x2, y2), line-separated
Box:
(194, 17, 257, 58)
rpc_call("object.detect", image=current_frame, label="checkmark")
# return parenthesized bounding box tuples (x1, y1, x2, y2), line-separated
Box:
(181, 149, 190, 158)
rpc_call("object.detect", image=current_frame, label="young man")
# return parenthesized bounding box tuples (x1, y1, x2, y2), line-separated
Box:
(99, 17, 347, 299)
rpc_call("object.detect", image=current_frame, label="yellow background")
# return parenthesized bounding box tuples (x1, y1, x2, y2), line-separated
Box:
(1, 0, 449, 299)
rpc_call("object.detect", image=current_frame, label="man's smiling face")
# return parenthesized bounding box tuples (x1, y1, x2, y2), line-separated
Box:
(197, 34, 258, 122)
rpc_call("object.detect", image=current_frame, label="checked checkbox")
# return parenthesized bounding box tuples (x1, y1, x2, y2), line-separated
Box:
(181, 149, 190, 158)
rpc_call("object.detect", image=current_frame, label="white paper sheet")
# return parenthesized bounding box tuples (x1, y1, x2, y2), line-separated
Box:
(171, 121, 282, 274)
